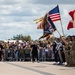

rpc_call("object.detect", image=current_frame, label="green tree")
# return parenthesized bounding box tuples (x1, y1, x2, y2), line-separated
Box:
(12, 34, 31, 41)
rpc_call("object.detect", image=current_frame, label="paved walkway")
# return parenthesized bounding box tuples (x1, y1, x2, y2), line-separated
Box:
(0, 62, 75, 75)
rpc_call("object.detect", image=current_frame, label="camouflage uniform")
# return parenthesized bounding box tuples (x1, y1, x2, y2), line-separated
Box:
(64, 41, 73, 66)
(71, 41, 75, 66)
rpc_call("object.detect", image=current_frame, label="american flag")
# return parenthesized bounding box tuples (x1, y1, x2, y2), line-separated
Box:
(47, 5, 61, 22)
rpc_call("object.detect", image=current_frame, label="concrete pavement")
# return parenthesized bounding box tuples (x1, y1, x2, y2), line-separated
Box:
(0, 62, 75, 75)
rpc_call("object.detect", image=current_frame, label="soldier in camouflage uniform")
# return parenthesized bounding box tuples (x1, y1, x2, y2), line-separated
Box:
(71, 36, 75, 66)
(64, 37, 72, 66)
(61, 36, 75, 66)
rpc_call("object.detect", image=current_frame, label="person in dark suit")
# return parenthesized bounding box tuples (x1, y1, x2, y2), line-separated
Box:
(31, 41, 38, 62)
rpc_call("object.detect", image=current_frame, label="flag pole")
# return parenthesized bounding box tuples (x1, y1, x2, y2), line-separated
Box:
(60, 19, 65, 36)
(57, 5, 65, 36)
(56, 29, 61, 36)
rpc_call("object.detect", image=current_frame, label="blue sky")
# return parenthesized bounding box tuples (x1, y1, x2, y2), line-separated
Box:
(0, 0, 75, 40)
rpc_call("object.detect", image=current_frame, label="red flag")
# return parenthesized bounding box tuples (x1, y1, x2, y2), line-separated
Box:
(69, 10, 75, 20)
(67, 10, 75, 30)
(67, 21, 73, 30)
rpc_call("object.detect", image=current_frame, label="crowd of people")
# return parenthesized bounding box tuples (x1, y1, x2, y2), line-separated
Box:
(0, 35, 75, 66)
(0, 40, 54, 62)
